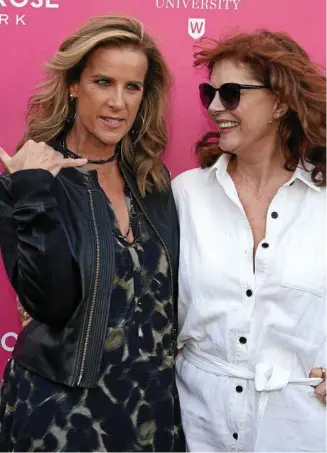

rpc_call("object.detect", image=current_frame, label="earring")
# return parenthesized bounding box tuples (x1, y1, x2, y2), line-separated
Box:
(65, 94, 76, 124)
(131, 126, 140, 144)
(130, 114, 144, 146)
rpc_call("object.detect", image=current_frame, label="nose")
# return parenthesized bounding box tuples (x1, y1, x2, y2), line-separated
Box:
(108, 87, 125, 110)
(208, 91, 226, 114)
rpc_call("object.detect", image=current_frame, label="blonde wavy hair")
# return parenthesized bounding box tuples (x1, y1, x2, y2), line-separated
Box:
(19, 15, 172, 195)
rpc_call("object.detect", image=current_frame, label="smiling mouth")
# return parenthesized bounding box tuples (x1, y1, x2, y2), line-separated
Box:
(218, 121, 239, 130)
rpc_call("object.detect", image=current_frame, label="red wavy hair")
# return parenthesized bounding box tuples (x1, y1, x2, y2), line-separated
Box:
(194, 30, 326, 186)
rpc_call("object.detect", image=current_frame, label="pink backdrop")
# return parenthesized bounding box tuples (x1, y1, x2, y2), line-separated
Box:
(0, 0, 325, 375)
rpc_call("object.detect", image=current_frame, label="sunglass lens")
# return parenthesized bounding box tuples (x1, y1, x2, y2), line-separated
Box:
(219, 83, 240, 110)
(199, 84, 215, 109)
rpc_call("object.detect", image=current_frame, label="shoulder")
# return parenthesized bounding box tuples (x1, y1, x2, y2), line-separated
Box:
(172, 167, 211, 198)
(171, 167, 214, 216)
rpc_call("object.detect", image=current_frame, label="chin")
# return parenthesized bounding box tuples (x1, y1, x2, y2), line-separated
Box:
(95, 131, 124, 147)
(219, 140, 237, 153)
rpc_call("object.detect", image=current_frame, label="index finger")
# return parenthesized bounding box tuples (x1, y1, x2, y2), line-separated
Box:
(61, 158, 88, 168)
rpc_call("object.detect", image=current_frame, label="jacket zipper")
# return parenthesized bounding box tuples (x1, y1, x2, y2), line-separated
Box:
(76, 172, 176, 385)
(77, 189, 101, 385)
(121, 168, 177, 350)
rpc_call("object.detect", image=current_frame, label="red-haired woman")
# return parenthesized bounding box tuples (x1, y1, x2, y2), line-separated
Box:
(172, 30, 326, 451)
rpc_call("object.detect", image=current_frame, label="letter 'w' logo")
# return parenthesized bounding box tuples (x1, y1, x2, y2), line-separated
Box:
(188, 18, 205, 39)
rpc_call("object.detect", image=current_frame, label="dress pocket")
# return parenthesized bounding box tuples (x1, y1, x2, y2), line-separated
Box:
(281, 239, 325, 296)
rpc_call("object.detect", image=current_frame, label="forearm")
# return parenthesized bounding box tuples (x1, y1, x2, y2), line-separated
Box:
(0, 169, 80, 325)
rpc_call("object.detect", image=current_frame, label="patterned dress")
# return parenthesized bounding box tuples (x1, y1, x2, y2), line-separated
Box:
(0, 189, 181, 452)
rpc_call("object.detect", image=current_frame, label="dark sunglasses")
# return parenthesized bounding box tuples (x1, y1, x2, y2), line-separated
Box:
(199, 82, 269, 110)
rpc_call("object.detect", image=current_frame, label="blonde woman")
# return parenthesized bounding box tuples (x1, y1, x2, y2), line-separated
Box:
(0, 15, 183, 452)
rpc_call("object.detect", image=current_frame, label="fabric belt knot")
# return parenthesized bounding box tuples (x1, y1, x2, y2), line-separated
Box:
(254, 362, 290, 392)
(181, 344, 322, 449)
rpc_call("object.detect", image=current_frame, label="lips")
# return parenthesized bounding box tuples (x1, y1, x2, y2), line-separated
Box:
(215, 120, 240, 133)
(217, 120, 239, 129)
(100, 116, 124, 126)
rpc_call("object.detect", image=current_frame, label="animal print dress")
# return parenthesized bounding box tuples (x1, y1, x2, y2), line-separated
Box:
(0, 191, 182, 452)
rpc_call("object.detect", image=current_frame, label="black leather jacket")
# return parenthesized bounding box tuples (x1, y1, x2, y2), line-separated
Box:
(0, 139, 179, 388)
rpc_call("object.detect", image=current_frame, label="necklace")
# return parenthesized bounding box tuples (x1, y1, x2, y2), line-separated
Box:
(113, 189, 136, 242)
(60, 138, 120, 165)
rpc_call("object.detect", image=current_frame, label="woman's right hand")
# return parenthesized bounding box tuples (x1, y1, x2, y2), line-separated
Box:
(0, 140, 87, 176)
(310, 367, 326, 405)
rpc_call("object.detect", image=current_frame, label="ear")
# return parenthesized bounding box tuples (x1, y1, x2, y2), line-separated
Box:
(273, 100, 288, 120)
(69, 82, 80, 99)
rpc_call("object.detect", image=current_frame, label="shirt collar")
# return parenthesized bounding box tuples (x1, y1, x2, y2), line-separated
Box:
(210, 153, 231, 179)
(210, 154, 321, 192)
(288, 162, 322, 192)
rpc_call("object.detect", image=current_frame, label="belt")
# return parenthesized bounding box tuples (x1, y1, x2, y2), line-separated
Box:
(181, 345, 322, 448)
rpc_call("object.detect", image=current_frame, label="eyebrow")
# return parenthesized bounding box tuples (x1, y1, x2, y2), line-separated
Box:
(91, 74, 144, 86)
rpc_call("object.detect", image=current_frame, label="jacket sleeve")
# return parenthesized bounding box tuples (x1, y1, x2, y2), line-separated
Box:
(0, 169, 81, 326)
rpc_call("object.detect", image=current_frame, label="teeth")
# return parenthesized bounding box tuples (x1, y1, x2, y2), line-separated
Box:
(219, 121, 238, 129)
(103, 118, 122, 125)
